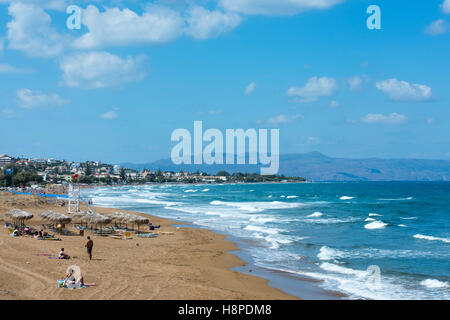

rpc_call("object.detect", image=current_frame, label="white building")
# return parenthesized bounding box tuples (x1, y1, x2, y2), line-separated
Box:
(0, 154, 14, 167)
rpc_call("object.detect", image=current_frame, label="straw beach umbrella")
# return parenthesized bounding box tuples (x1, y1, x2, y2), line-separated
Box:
(122, 214, 149, 233)
(83, 213, 112, 234)
(5, 208, 33, 227)
(120, 213, 135, 230)
(108, 212, 125, 227)
(39, 210, 72, 224)
(71, 212, 89, 227)
(39, 210, 72, 232)
(134, 216, 149, 234)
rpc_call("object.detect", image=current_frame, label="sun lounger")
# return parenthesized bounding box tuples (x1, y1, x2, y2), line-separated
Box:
(137, 233, 158, 238)
(109, 234, 123, 239)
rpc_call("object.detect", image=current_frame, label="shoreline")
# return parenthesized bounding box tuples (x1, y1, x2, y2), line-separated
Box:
(0, 192, 297, 300)
(83, 185, 346, 300)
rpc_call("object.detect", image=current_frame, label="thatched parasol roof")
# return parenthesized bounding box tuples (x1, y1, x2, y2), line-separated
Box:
(71, 212, 89, 220)
(83, 213, 112, 225)
(5, 208, 34, 220)
(134, 216, 149, 225)
(39, 210, 72, 224)
(108, 212, 125, 222)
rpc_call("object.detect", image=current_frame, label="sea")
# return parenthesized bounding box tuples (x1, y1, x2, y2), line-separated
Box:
(82, 182, 450, 300)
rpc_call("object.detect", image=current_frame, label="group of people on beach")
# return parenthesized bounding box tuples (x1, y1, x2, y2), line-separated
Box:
(57, 237, 96, 289)
(57, 236, 94, 261)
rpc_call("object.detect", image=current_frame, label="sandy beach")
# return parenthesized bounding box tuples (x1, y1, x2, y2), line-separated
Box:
(0, 192, 296, 300)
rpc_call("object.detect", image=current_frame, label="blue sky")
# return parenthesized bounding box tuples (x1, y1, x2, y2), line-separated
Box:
(0, 0, 449, 163)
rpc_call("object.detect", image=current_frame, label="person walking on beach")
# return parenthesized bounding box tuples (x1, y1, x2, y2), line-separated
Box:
(85, 236, 93, 261)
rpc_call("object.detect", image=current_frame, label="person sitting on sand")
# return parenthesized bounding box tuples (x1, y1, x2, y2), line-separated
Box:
(59, 248, 70, 259)
(63, 270, 76, 286)
(12, 228, 20, 237)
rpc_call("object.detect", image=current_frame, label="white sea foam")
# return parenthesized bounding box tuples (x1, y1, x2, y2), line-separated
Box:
(264, 235, 293, 249)
(368, 213, 382, 217)
(202, 189, 209, 192)
(365, 218, 376, 222)
(244, 225, 280, 235)
(278, 266, 447, 300)
(319, 262, 367, 277)
(364, 221, 387, 229)
(400, 217, 418, 220)
(307, 211, 323, 218)
(413, 234, 450, 244)
(287, 195, 298, 199)
(303, 217, 359, 224)
(339, 196, 355, 200)
(249, 216, 275, 224)
(210, 200, 306, 212)
(379, 197, 413, 201)
(184, 189, 197, 193)
(398, 224, 407, 227)
(420, 279, 449, 289)
(317, 246, 344, 261)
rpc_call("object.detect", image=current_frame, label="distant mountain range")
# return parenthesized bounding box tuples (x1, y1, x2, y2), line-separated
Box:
(122, 152, 450, 181)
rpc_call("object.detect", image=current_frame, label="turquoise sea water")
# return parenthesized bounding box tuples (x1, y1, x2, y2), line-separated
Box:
(83, 182, 450, 300)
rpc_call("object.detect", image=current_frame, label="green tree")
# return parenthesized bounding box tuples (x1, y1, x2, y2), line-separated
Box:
(85, 163, 92, 176)
(120, 168, 127, 181)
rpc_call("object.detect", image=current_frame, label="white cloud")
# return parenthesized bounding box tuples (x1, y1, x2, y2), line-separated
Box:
(16, 88, 68, 109)
(287, 76, 338, 102)
(442, 0, 450, 13)
(425, 19, 448, 36)
(1, 108, 16, 118)
(6, 2, 67, 58)
(362, 113, 408, 125)
(347, 75, 369, 90)
(100, 110, 119, 120)
(220, 0, 345, 16)
(330, 100, 339, 108)
(347, 76, 362, 90)
(0, 63, 30, 73)
(267, 114, 302, 125)
(73, 5, 184, 50)
(245, 81, 256, 95)
(376, 78, 432, 102)
(186, 6, 242, 40)
(0, 0, 68, 11)
(59, 51, 147, 89)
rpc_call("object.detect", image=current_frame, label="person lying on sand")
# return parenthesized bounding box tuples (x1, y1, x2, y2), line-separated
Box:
(63, 268, 96, 288)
